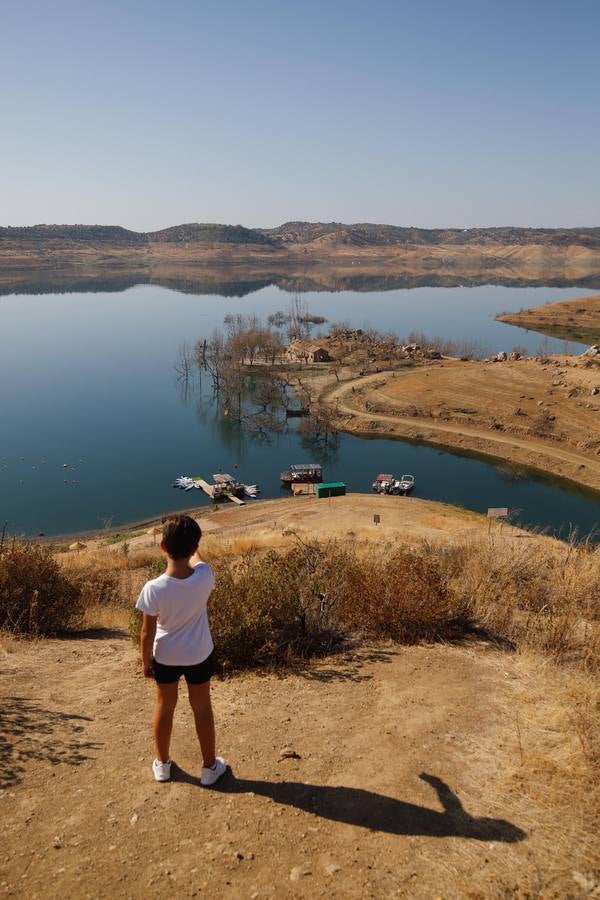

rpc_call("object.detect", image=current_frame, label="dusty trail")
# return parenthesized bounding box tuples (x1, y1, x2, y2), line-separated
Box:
(1, 631, 593, 898)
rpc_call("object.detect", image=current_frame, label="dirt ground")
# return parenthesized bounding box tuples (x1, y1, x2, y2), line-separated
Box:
(72, 494, 532, 561)
(2, 630, 598, 899)
(197, 493, 493, 544)
(319, 357, 600, 493)
(2, 497, 599, 897)
(497, 294, 600, 344)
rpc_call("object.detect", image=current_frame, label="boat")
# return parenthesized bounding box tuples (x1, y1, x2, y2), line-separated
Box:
(173, 475, 199, 491)
(285, 407, 309, 418)
(372, 473, 395, 494)
(280, 463, 323, 486)
(174, 472, 256, 504)
(212, 473, 246, 500)
(393, 474, 415, 495)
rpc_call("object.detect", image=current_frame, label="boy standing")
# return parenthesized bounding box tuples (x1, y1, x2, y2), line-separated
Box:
(136, 515, 227, 785)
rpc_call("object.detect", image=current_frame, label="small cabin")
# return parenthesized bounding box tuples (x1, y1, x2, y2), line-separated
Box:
(286, 340, 332, 364)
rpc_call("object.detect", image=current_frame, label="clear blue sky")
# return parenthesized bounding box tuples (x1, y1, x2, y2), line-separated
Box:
(1, 0, 599, 230)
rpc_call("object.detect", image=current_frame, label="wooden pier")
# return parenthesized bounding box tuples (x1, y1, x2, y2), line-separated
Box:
(196, 477, 245, 505)
(196, 478, 215, 498)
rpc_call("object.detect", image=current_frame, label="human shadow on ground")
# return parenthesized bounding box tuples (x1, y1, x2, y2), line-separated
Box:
(171, 767, 525, 842)
(298, 647, 398, 683)
(0, 696, 101, 788)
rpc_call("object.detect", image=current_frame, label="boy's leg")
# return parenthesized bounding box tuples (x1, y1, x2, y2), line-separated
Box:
(154, 680, 179, 762)
(187, 680, 215, 768)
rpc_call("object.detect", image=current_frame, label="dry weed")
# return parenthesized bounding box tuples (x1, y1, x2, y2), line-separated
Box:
(440, 533, 600, 670)
(0, 543, 83, 635)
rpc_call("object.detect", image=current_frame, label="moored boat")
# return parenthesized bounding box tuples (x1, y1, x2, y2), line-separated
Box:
(173, 475, 199, 491)
(393, 474, 415, 495)
(212, 473, 246, 499)
(280, 463, 323, 486)
(372, 473, 395, 494)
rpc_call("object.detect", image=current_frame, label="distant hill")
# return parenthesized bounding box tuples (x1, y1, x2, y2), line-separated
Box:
(0, 223, 274, 247)
(147, 223, 276, 245)
(2, 221, 600, 248)
(0, 224, 147, 244)
(262, 222, 600, 248)
(2, 221, 600, 286)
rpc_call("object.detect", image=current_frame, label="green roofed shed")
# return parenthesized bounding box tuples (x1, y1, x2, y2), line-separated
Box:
(316, 481, 346, 498)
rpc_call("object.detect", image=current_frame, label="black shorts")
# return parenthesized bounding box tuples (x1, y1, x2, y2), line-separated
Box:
(153, 650, 216, 685)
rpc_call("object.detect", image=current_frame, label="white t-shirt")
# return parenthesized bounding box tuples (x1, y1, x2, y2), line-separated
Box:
(135, 561, 215, 666)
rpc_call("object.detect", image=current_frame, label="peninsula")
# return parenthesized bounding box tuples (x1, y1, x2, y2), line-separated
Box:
(497, 293, 600, 343)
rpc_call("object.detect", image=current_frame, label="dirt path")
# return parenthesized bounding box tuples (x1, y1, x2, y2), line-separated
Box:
(1, 633, 595, 898)
(322, 372, 600, 491)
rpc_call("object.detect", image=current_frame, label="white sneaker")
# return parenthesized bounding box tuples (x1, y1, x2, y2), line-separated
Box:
(152, 758, 172, 782)
(200, 756, 227, 786)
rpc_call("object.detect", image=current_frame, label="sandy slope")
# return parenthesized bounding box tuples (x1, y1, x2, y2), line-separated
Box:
(71, 494, 529, 555)
(1, 631, 597, 898)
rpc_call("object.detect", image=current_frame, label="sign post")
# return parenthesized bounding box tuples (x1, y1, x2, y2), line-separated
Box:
(487, 507, 509, 535)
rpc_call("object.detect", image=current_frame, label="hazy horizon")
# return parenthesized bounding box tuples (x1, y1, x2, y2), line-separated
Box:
(2, 0, 599, 231)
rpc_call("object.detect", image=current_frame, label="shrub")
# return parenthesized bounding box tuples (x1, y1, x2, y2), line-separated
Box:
(209, 542, 345, 668)
(0, 543, 84, 635)
(336, 544, 471, 642)
(67, 564, 121, 608)
(129, 606, 143, 645)
(439, 536, 600, 670)
(129, 538, 472, 670)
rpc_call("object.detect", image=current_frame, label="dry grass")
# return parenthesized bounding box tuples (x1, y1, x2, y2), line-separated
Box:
(491, 653, 600, 885)
(0, 542, 84, 635)
(81, 603, 130, 631)
(441, 533, 600, 670)
(201, 529, 292, 560)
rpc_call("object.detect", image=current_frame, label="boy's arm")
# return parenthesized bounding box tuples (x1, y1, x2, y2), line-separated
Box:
(140, 614, 157, 677)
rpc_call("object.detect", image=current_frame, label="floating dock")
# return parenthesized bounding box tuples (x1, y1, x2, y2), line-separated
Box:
(196, 476, 245, 505)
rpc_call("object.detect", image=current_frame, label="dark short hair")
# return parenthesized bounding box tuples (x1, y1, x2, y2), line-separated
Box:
(161, 515, 201, 559)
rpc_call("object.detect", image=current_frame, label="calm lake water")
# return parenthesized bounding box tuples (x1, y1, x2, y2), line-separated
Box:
(1, 280, 599, 537)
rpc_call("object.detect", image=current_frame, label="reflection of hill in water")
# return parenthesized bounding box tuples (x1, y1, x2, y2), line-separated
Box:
(2, 267, 600, 298)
